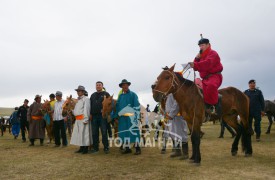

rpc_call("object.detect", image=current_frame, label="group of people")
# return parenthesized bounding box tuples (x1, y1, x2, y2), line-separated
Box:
(4, 35, 267, 160)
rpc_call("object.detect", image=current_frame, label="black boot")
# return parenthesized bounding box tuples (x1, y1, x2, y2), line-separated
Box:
(75, 146, 84, 153)
(122, 147, 132, 154)
(29, 139, 35, 146)
(40, 139, 44, 146)
(134, 146, 141, 155)
(179, 142, 189, 160)
(82, 146, 88, 154)
(170, 144, 182, 158)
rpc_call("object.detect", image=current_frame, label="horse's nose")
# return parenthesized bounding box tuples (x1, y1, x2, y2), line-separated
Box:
(151, 84, 156, 89)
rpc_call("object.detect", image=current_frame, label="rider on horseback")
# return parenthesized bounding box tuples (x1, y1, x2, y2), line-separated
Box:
(189, 35, 223, 115)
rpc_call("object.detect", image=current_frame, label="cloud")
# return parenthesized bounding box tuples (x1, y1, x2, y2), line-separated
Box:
(0, 0, 275, 107)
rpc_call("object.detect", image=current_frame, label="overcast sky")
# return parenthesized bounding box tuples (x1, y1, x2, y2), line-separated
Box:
(0, 0, 274, 108)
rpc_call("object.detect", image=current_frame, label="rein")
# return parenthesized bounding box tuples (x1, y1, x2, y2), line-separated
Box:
(153, 70, 179, 96)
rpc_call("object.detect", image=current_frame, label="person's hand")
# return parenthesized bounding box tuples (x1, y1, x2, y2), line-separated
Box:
(64, 117, 68, 122)
(83, 120, 88, 125)
(165, 114, 172, 120)
(188, 62, 194, 68)
(196, 53, 201, 59)
(114, 118, 118, 124)
(261, 111, 265, 116)
(89, 115, 93, 121)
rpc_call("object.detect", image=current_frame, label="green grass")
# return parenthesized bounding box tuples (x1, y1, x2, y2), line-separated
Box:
(0, 117, 274, 180)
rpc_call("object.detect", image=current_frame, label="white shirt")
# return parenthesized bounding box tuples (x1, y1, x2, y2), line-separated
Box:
(53, 99, 65, 121)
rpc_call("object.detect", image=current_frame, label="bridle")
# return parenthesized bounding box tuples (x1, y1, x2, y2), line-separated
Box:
(153, 69, 193, 97)
(153, 70, 179, 97)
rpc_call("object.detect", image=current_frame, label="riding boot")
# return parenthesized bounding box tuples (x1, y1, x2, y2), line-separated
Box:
(134, 146, 141, 155)
(29, 139, 35, 146)
(170, 144, 182, 158)
(75, 146, 84, 153)
(122, 147, 132, 154)
(40, 139, 44, 146)
(179, 142, 189, 160)
(82, 146, 88, 154)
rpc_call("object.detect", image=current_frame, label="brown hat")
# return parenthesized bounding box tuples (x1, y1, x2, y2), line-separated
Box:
(34, 95, 42, 100)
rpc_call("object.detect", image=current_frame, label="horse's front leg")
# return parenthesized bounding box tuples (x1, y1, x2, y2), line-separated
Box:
(190, 128, 201, 165)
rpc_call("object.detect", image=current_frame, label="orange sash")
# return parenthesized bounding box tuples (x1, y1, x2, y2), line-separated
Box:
(75, 114, 84, 120)
(31, 116, 43, 120)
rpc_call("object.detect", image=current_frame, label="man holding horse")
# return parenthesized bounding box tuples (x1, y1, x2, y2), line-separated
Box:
(189, 35, 223, 115)
(27, 95, 46, 146)
(90, 81, 110, 154)
(114, 79, 141, 155)
(70, 85, 92, 154)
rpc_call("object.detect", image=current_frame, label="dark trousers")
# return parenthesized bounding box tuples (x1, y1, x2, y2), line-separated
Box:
(107, 122, 112, 138)
(92, 114, 109, 150)
(21, 120, 29, 140)
(249, 112, 262, 136)
(53, 120, 67, 146)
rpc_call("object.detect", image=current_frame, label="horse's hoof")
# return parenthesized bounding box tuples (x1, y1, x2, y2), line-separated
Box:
(231, 151, 237, 156)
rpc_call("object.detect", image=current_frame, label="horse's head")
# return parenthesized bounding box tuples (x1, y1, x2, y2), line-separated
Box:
(62, 95, 77, 117)
(41, 100, 51, 113)
(151, 64, 178, 102)
(102, 95, 114, 119)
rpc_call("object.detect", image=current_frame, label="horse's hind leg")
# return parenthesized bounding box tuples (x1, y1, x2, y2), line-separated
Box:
(223, 114, 240, 156)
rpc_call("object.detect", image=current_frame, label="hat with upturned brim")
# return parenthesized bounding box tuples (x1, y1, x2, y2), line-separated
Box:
(119, 79, 131, 88)
(75, 85, 87, 93)
(34, 95, 42, 100)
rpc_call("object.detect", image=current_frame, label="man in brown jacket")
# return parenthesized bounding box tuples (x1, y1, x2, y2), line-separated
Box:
(27, 95, 46, 146)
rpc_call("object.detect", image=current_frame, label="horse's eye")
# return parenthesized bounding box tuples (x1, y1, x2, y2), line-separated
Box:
(165, 76, 170, 80)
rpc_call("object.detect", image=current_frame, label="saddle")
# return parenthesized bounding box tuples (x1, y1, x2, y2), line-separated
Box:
(195, 78, 222, 118)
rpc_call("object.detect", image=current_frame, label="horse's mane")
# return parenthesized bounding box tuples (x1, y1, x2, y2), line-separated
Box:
(174, 73, 194, 87)
(162, 66, 194, 87)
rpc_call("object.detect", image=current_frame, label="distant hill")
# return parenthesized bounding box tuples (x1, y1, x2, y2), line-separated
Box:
(0, 107, 14, 117)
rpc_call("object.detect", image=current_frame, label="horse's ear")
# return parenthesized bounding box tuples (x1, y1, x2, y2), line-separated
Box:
(169, 63, 176, 72)
(70, 95, 72, 99)
(111, 94, 114, 99)
(103, 95, 106, 100)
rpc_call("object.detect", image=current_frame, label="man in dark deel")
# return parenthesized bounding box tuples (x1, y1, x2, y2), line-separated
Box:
(90, 81, 110, 154)
(244, 79, 265, 142)
(17, 99, 29, 142)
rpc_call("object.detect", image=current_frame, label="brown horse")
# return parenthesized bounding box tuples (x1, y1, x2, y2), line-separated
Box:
(41, 100, 54, 143)
(102, 95, 149, 145)
(102, 95, 119, 138)
(62, 95, 77, 125)
(151, 64, 252, 165)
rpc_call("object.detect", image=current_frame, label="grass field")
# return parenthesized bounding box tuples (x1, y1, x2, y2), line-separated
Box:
(0, 107, 14, 117)
(0, 117, 275, 180)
